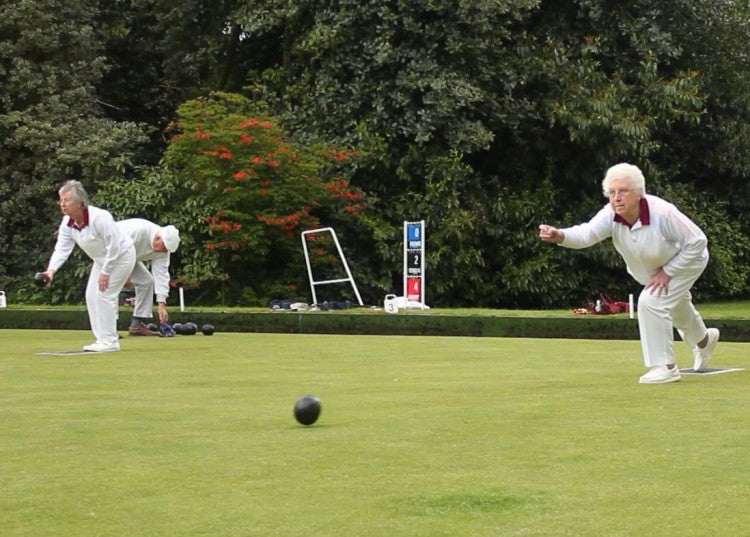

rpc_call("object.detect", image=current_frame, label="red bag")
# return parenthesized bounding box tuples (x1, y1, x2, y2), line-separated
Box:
(572, 293, 634, 315)
(594, 292, 631, 315)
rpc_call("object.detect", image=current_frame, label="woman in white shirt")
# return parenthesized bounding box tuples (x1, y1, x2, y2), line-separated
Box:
(538, 163, 719, 384)
(43, 181, 136, 352)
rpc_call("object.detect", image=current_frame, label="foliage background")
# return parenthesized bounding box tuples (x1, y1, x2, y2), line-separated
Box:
(2, 0, 749, 307)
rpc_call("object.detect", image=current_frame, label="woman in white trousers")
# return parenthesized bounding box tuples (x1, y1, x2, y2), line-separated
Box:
(44, 180, 136, 352)
(539, 163, 719, 384)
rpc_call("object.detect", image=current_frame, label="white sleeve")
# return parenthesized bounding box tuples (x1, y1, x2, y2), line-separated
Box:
(150, 254, 171, 303)
(660, 205, 707, 276)
(559, 205, 613, 249)
(47, 219, 76, 272)
(95, 211, 127, 276)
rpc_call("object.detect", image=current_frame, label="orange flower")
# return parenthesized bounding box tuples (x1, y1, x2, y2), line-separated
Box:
(344, 204, 366, 213)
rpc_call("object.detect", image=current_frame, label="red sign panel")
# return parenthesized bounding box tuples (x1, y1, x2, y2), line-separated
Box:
(407, 277, 422, 302)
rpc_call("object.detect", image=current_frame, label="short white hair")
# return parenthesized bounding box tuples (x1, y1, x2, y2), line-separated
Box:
(601, 163, 646, 197)
(59, 180, 90, 207)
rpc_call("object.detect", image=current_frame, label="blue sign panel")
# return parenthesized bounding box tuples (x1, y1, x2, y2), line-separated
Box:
(407, 223, 422, 249)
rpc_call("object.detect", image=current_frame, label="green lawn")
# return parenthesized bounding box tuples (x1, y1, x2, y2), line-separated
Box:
(1, 329, 748, 536)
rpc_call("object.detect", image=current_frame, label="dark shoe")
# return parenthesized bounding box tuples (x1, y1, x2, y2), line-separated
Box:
(128, 323, 160, 336)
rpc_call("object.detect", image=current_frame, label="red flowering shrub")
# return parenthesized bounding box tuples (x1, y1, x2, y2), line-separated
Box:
(106, 92, 368, 304)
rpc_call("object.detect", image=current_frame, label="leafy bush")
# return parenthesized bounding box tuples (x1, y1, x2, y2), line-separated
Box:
(656, 182, 750, 299)
(99, 92, 369, 306)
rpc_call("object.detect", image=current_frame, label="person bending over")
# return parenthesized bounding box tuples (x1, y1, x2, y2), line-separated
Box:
(116, 218, 180, 335)
(44, 181, 136, 352)
(538, 163, 718, 384)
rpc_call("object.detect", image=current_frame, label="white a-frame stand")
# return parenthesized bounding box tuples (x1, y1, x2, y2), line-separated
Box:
(301, 227, 363, 306)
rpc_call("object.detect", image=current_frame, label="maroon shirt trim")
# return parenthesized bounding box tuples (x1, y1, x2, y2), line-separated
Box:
(613, 197, 650, 228)
(67, 207, 90, 230)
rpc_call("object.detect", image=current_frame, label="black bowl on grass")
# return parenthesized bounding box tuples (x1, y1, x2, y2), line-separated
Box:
(294, 396, 322, 426)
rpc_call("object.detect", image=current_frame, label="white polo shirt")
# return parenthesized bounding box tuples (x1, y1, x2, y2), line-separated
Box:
(48, 206, 134, 276)
(116, 218, 172, 304)
(560, 194, 708, 285)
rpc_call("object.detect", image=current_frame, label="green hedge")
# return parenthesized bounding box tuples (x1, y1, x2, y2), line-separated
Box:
(2, 308, 750, 341)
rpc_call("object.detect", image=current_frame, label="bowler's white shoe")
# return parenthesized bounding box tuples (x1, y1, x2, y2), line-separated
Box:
(693, 328, 719, 372)
(83, 341, 120, 353)
(639, 365, 681, 384)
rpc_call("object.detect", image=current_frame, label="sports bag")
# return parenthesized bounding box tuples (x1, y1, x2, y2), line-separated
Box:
(594, 292, 631, 314)
(573, 292, 633, 315)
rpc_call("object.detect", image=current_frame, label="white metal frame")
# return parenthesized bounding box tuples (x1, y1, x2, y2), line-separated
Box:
(402, 220, 428, 309)
(301, 227, 363, 306)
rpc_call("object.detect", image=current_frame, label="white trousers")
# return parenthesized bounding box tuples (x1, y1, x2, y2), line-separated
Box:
(637, 254, 709, 367)
(129, 261, 156, 319)
(85, 246, 136, 346)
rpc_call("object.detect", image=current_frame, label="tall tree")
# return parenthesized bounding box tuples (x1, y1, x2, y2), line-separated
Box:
(236, 0, 746, 306)
(0, 0, 145, 299)
(5, 0, 748, 307)
(236, 0, 545, 304)
(95, 0, 256, 161)
(98, 92, 371, 306)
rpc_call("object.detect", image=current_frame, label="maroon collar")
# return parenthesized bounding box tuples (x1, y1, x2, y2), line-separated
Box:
(67, 207, 90, 230)
(614, 197, 650, 228)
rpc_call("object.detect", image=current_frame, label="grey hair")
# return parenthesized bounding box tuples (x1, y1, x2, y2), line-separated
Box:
(59, 180, 90, 207)
(601, 163, 646, 197)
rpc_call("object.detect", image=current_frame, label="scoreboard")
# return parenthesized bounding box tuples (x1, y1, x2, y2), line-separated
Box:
(403, 220, 428, 308)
